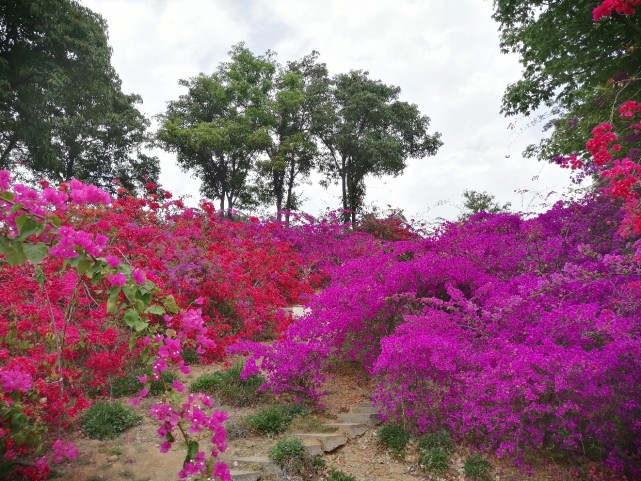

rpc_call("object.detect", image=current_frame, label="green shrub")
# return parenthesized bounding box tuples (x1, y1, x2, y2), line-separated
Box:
(189, 363, 265, 406)
(463, 453, 492, 480)
(377, 424, 410, 456)
(109, 370, 177, 397)
(418, 446, 450, 473)
(80, 402, 142, 440)
(269, 437, 307, 465)
(245, 404, 303, 435)
(109, 373, 141, 397)
(326, 468, 358, 481)
(418, 428, 455, 453)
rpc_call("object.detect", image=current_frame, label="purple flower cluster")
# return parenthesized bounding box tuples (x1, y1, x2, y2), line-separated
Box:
(240, 197, 641, 472)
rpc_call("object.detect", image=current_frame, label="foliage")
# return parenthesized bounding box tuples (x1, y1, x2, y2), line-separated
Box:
(492, 0, 641, 162)
(463, 453, 492, 481)
(317, 70, 442, 223)
(418, 429, 455, 453)
(0, 0, 157, 191)
(0, 173, 243, 481)
(268, 437, 308, 476)
(458, 190, 511, 220)
(156, 43, 275, 212)
(325, 468, 358, 481)
(189, 363, 265, 406)
(418, 447, 450, 474)
(80, 402, 142, 440)
(240, 192, 641, 474)
(377, 424, 410, 456)
(255, 51, 332, 221)
(244, 404, 305, 435)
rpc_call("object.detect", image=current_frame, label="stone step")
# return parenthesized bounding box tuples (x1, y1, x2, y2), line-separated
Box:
(337, 412, 382, 427)
(301, 438, 323, 456)
(296, 433, 347, 452)
(350, 405, 379, 414)
(233, 456, 280, 475)
(324, 422, 368, 438)
(230, 469, 261, 481)
(353, 400, 374, 408)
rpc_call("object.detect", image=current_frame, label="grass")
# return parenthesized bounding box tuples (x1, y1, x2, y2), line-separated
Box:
(463, 453, 492, 480)
(418, 428, 455, 452)
(189, 362, 266, 406)
(418, 446, 451, 474)
(268, 437, 308, 475)
(109, 370, 177, 397)
(80, 402, 142, 440)
(377, 423, 410, 456)
(326, 468, 358, 481)
(288, 414, 336, 433)
(244, 403, 308, 435)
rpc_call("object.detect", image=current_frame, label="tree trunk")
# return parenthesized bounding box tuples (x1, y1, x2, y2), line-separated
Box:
(341, 157, 349, 223)
(284, 159, 297, 224)
(0, 137, 17, 168)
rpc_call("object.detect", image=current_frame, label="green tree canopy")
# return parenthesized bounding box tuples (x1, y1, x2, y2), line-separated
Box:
(0, 0, 157, 191)
(458, 189, 511, 220)
(254, 51, 332, 221)
(317, 70, 442, 223)
(492, 0, 641, 162)
(156, 44, 274, 213)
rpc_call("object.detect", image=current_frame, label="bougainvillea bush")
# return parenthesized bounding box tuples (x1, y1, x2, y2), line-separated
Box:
(239, 196, 641, 473)
(0, 175, 313, 480)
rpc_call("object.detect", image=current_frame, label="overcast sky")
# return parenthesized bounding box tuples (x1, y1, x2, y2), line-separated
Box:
(81, 0, 577, 222)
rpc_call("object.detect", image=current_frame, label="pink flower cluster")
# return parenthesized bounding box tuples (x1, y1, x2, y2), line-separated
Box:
(593, 0, 641, 21)
(0, 369, 33, 393)
(149, 393, 230, 480)
(49, 226, 108, 258)
(50, 440, 79, 464)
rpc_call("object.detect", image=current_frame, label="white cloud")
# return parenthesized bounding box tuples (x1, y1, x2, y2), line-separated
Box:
(81, 0, 574, 220)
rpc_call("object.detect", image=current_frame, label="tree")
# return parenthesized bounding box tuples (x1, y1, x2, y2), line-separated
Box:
(317, 70, 442, 223)
(156, 44, 274, 213)
(458, 189, 511, 220)
(254, 51, 332, 222)
(0, 0, 157, 191)
(492, 0, 641, 162)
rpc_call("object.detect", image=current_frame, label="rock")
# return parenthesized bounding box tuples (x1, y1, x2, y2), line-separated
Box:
(324, 422, 368, 438)
(229, 469, 261, 481)
(296, 433, 347, 452)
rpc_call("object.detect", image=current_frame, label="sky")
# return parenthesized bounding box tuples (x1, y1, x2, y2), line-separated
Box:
(81, 0, 577, 223)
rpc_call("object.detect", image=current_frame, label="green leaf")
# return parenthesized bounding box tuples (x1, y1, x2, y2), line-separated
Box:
(0, 239, 25, 266)
(132, 318, 148, 332)
(122, 285, 136, 303)
(22, 242, 49, 265)
(15, 214, 42, 239)
(107, 287, 121, 314)
(123, 309, 140, 329)
(76, 257, 92, 275)
(9, 202, 24, 214)
(49, 215, 62, 228)
(0, 191, 14, 201)
(135, 299, 145, 313)
(186, 440, 199, 461)
(163, 295, 180, 314)
(145, 305, 166, 316)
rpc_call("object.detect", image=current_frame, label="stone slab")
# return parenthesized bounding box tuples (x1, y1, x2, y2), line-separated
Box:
(296, 433, 347, 452)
